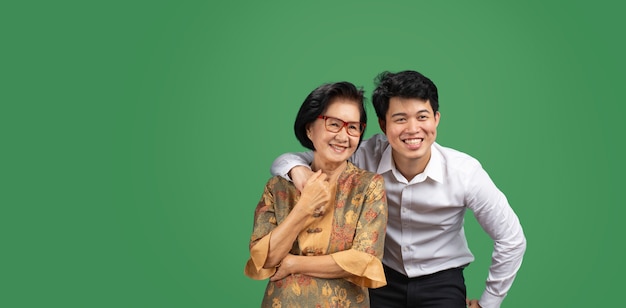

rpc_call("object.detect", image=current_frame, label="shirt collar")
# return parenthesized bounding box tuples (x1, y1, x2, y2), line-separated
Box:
(425, 143, 444, 183)
(375, 142, 445, 184)
(376, 144, 394, 174)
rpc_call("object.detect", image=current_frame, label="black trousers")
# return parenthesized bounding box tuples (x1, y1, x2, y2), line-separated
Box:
(369, 264, 467, 308)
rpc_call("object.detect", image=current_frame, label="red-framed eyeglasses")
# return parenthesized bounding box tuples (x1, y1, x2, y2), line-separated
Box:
(317, 115, 366, 137)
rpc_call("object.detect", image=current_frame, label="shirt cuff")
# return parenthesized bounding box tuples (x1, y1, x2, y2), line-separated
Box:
(479, 290, 505, 308)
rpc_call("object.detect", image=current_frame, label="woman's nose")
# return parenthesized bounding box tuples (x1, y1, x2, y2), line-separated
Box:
(336, 127, 350, 140)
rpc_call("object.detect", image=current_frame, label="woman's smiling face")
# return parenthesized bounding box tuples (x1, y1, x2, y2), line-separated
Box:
(308, 99, 362, 166)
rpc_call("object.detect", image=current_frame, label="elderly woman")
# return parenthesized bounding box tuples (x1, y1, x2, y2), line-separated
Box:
(245, 81, 388, 307)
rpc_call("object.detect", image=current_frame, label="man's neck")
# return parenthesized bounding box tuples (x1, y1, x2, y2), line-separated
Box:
(392, 151, 431, 182)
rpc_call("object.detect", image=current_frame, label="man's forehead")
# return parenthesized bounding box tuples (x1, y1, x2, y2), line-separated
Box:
(389, 97, 433, 112)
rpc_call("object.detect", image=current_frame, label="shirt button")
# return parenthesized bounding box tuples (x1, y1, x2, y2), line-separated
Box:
(306, 228, 322, 233)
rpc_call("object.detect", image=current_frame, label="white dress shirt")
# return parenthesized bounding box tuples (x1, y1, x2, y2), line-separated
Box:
(271, 133, 526, 308)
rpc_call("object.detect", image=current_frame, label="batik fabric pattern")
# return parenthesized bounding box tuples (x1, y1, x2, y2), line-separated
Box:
(245, 162, 387, 308)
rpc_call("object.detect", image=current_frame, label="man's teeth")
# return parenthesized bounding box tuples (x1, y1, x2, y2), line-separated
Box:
(405, 139, 422, 145)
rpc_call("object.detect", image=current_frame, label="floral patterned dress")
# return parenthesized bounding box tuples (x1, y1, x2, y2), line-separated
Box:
(245, 162, 388, 308)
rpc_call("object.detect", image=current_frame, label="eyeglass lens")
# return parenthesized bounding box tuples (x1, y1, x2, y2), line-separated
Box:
(325, 117, 363, 136)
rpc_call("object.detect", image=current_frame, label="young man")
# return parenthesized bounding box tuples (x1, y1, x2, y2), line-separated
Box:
(271, 70, 526, 308)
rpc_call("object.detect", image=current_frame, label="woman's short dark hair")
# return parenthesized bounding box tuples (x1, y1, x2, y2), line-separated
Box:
(372, 70, 439, 122)
(294, 81, 366, 151)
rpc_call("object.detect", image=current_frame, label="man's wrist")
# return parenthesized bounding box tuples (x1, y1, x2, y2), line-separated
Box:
(479, 290, 505, 308)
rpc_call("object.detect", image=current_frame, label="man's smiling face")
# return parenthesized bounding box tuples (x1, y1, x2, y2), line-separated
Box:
(382, 97, 440, 174)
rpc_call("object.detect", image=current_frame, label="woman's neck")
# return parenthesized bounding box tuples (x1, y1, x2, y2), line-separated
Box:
(310, 160, 347, 182)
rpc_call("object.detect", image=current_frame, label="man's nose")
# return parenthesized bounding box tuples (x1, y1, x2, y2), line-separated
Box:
(407, 119, 421, 133)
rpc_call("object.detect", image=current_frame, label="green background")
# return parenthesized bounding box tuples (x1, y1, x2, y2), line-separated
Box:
(2, 1, 624, 307)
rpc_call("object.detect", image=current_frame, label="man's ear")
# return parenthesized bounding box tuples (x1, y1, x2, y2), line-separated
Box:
(378, 119, 386, 134)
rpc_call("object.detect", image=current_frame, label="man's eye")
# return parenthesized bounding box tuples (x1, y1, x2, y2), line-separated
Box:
(394, 118, 406, 123)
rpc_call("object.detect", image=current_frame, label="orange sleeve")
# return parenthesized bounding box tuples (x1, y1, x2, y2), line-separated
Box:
(244, 232, 276, 280)
(332, 249, 386, 288)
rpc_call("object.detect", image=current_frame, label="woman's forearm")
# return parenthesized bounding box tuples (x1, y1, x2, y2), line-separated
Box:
(264, 207, 311, 268)
(285, 254, 351, 279)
